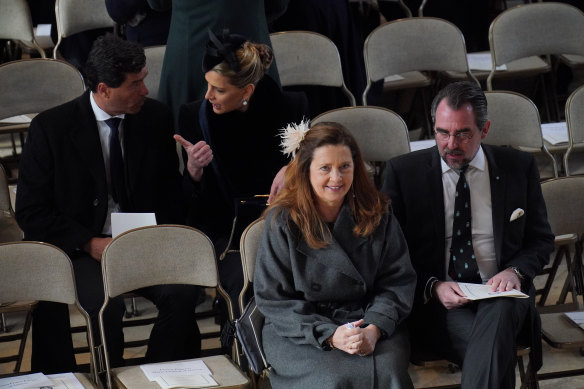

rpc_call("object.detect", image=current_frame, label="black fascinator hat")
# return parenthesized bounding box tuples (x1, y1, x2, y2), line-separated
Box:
(202, 29, 247, 73)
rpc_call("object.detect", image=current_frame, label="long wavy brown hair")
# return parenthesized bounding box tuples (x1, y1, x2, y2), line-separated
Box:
(269, 122, 388, 249)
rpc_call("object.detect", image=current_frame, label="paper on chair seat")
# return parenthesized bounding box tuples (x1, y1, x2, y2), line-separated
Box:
(154, 375, 218, 389)
(458, 282, 528, 300)
(0, 373, 53, 389)
(140, 360, 212, 381)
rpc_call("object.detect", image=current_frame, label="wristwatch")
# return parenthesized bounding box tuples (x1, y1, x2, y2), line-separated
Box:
(509, 266, 524, 280)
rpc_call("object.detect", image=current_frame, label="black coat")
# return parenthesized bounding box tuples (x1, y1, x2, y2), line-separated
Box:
(16, 91, 184, 255)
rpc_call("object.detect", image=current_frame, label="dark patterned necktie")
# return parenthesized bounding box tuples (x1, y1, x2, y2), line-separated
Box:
(105, 117, 127, 210)
(448, 167, 481, 283)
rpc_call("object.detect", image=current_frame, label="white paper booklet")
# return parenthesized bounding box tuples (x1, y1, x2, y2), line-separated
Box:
(458, 282, 528, 300)
(140, 360, 212, 381)
(541, 122, 568, 146)
(46, 373, 85, 389)
(154, 375, 218, 389)
(0, 373, 53, 389)
(564, 311, 584, 330)
(111, 212, 157, 237)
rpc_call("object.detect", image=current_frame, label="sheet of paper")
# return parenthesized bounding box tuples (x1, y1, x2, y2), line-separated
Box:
(384, 74, 405, 82)
(34, 24, 55, 49)
(140, 360, 212, 381)
(467, 53, 507, 71)
(154, 375, 218, 389)
(564, 311, 584, 330)
(409, 139, 436, 152)
(111, 212, 157, 238)
(541, 122, 568, 146)
(0, 115, 32, 124)
(458, 282, 528, 300)
(0, 373, 53, 389)
(46, 373, 85, 389)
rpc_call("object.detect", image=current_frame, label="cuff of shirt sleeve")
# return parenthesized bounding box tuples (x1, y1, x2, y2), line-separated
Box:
(424, 277, 440, 304)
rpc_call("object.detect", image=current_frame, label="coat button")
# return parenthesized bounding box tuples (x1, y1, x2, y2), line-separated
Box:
(93, 198, 99, 206)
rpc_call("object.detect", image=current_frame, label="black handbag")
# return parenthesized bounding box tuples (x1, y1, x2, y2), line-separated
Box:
(234, 296, 269, 374)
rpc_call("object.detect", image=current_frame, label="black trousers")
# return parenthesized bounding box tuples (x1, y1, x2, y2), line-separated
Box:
(31, 254, 201, 374)
(412, 295, 530, 389)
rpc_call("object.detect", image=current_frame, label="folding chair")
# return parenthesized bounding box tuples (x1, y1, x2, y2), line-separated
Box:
(362, 17, 478, 136)
(236, 218, 268, 389)
(537, 177, 584, 380)
(312, 106, 410, 186)
(0, 0, 46, 58)
(484, 90, 558, 179)
(564, 85, 584, 176)
(0, 241, 99, 386)
(54, 0, 115, 59)
(144, 45, 166, 101)
(98, 224, 249, 389)
(269, 30, 356, 110)
(487, 2, 584, 121)
(0, 58, 85, 170)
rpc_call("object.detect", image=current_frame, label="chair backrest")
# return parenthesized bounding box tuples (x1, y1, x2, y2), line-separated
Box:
(144, 45, 166, 101)
(0, 0, 46, 58)
(0, 59, 85, 120)
(54, 0, 115, 59)
(101, 225, 219, 297)
(363, 17, 478, 104)
(0, 241, 99, 383)
(239, 218, 265, 312)
(484, 90, 558, 177)
(0, 242, 77, 304)
(269, 31, 356, 106)
(312, 106, 411, 162)
(541, 177, 584, 237)
(489, 3, 584, 67)
(565, 84, 584, 176)
(0, 165, 23, 243)
(487, 2, 584, 89)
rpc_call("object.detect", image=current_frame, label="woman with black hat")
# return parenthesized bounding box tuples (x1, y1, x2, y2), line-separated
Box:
(174, 30, 308, 319)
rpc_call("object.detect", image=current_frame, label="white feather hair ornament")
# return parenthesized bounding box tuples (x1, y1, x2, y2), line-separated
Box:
(278, 118, 311, 158)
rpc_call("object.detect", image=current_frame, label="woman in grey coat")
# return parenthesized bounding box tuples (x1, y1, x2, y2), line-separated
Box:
(254, 122, 416, 388)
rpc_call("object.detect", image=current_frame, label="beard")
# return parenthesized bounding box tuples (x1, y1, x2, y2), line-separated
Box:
(440, 147, 472, 171)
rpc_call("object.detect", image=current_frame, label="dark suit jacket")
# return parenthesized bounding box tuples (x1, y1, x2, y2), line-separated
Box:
(16, 91, 184, 256)
(381, 144, 554, 369)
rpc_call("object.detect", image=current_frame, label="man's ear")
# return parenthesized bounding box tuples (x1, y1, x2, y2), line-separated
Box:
(481, 120, 491, 139)
(96, 82, 110, 99)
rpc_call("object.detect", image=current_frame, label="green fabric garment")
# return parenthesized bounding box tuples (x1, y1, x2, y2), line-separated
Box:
(152, 0, 287, 125)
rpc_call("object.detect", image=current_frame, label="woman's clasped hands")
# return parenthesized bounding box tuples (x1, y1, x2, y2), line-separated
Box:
(328, 319, 381, 357)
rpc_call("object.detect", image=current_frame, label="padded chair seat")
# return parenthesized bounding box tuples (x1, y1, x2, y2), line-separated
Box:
(560, 54, 584, 69)
(541, 312, 584, 349)
(444, 55, 550, 81)
(112, 356, 249, 389)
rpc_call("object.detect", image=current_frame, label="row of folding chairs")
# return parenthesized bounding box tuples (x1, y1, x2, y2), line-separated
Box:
(0, 225, 250, 389)
(0, 0, 115, 60)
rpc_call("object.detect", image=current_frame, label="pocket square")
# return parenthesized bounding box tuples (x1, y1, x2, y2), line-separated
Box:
(510, 208, 525, 222)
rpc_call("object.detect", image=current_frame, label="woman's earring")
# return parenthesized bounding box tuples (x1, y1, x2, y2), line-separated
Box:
(242, 99, 248, 106)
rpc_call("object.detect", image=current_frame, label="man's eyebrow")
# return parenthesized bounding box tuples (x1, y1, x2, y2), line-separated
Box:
(435, 127, 472, 133)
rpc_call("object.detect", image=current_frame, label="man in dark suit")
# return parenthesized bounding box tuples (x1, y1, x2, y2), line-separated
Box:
(16, 34, 200, 373)
(382, 81, 554, 388)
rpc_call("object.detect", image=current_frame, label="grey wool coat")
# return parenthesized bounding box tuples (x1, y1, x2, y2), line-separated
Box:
(254, 203, 416, 389)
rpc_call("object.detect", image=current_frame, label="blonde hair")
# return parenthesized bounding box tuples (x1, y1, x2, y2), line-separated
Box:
(212, 42, 273, 88)
(269, 122, 388, 249)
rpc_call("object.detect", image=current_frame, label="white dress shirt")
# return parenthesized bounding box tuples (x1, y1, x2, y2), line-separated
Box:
(89, 92, 125, 235)
(441, 146, 498, 283)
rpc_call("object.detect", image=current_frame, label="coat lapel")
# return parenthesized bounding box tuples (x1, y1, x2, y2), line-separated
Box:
(429, 148, 446, 267)
(296, 204, 365, 283)
(68, 92, 107, 196)
(483, 145, 505, 267)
